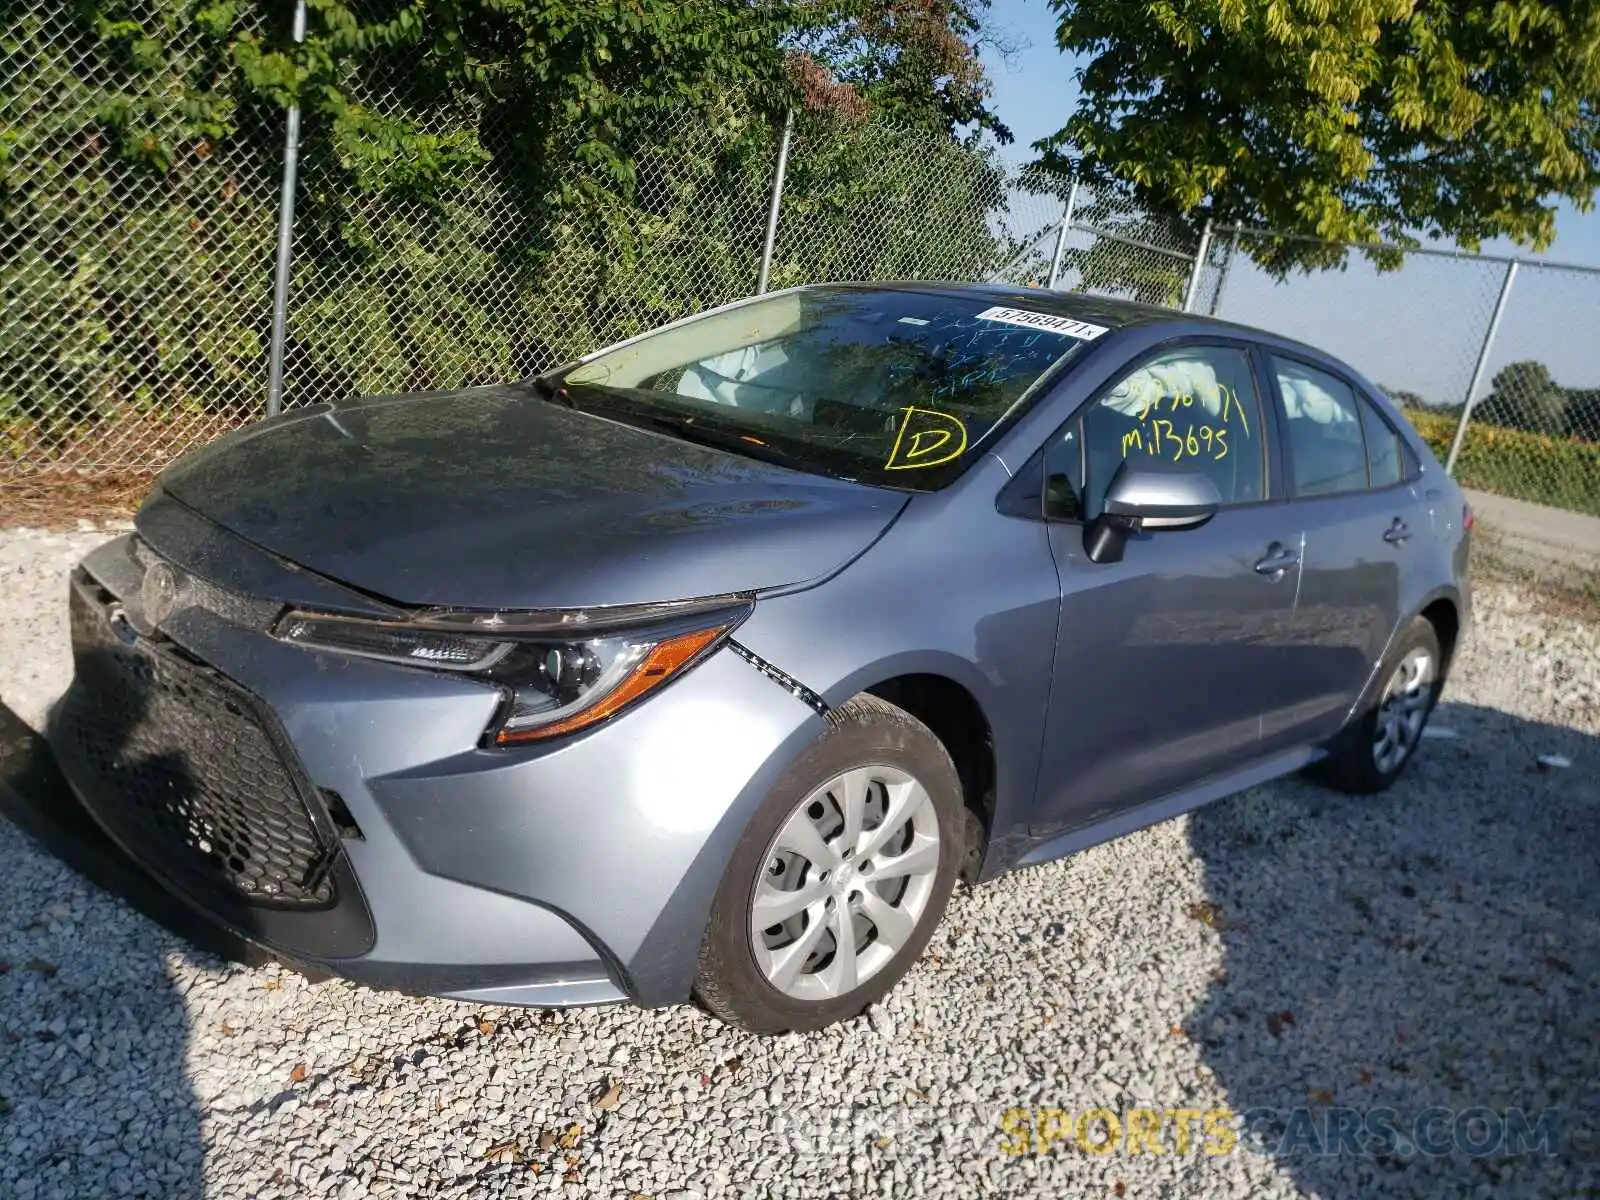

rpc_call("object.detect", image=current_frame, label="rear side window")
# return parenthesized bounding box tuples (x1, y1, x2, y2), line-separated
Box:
(1358, 395, 1406, 488)
(1270, 356, 1368, 497)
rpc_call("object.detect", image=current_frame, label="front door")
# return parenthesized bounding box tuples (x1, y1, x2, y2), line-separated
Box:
(1030, 342, 1303, 837)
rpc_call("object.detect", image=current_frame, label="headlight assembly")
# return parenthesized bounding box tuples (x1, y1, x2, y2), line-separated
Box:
(274, 598, 751, 744)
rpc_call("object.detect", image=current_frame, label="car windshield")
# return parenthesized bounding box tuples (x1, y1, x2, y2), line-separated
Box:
(556, 287, 1106, 489)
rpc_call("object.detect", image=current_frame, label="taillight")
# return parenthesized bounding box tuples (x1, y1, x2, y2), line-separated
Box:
(1462, 503, 1474, 532)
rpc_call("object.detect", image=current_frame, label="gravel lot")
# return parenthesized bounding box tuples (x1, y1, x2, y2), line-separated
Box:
(2, 524, 1596, 1199)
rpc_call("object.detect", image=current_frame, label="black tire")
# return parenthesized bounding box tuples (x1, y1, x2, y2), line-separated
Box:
(1315, 616, 1444, 795)
(693, 694, 964, 1033)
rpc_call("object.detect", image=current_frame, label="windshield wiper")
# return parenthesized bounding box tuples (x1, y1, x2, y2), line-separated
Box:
(526, 375, 575, 408)
(612, 409, 810, 471)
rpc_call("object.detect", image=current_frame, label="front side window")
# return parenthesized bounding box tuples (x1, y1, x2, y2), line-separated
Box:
(559, 288, 1105, 489)
(1045, 345, 1266, 519)
(1272, 356, 1368, 497)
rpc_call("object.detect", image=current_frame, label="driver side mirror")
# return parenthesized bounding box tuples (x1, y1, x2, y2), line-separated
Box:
(1084, 461, 1222, 564)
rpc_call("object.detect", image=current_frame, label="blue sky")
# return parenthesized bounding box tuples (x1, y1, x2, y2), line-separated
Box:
(977, 1, 1600, 399)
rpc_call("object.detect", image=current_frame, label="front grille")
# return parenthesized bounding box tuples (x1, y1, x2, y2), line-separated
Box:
(59, 575, 338, 909)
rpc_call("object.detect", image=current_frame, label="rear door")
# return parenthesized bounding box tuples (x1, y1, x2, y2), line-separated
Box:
(1258, 351, 1421, 751)
(1030, 341, 1305, 836)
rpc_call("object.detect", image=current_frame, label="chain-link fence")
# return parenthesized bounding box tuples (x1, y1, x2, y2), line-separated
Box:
(2, 0, 281, 474)
(2, 0, 1067, 478)
(1195, 228, 1600, 520)
(5, 0, 1598, 536)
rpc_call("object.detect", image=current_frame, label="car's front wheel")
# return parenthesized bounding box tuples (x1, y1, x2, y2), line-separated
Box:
(694, 694, 963, 1033)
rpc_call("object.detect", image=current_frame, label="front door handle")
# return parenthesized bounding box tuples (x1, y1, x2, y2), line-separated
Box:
(1254, 544, 1299, 576)
(1383, 519, 1412, 544)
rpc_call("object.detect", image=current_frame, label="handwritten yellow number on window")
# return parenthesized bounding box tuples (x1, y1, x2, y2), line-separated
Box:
(1120, 380, 1244, 465)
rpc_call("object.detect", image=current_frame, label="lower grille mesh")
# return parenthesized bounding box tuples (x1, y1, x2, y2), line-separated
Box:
(59, 578, 336, 909)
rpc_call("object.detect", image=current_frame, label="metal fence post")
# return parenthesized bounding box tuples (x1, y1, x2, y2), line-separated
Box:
(1207, 230, 1236, 317)
(265, 0, 308, 418)
(1181, 219, 1214, 312)
(1444, 260, 1518, 475)
(1044, 180, 1080, 290)
(755, 109, 793, 295)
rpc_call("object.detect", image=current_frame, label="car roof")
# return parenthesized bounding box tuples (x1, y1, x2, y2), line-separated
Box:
(799, 280, 1342, 368)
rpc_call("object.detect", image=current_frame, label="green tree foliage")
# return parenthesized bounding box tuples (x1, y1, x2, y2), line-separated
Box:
(1469, 358, 1600, 440)
(1474, 360, 1567, 434)
(786, 0, 1011, 141)
(1037, 0, 1600, 273)
(2, 0, 1013, 462)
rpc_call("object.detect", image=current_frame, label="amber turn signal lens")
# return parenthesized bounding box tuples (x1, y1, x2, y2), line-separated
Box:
(494, 624, 727, 743)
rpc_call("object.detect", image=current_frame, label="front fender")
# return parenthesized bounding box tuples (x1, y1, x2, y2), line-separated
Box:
(732, 487, 1063, 881)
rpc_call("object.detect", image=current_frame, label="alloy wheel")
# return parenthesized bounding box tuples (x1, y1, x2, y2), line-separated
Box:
(749, 764, 940, 1001)
(1372, 646, 1434, 774)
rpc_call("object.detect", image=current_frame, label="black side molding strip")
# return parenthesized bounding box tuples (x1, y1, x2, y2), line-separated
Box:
(726, 641, 829, 715)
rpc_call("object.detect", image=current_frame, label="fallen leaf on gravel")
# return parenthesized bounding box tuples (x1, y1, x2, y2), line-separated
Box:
(290, 1064, 307, 1083)
(1265, 1011, 1295, 1038)
(558, 1123, 583, 1149)
(525, 1162, 542, 1175)
(1112, 1183, 1126, 1198)
(218, 1022, 237, 1036)
(22, 958, 57, 977)
(1169, 1025, 1186, 1038)
(477, 1019, 497, 1036)
(1186, 900, 1223, 929)
(629, 1193, 654, 1200)
(483, 1141, 520, 1163)
(536, 1130, 558, 1151)
(1311, 1089, 1334, 1105)
(262, 978, 282, 991)
(563, 1170, 582, 1185)
(593, 1082, 623, 1111)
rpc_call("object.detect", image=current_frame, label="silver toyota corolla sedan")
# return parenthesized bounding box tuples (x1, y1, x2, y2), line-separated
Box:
(52, 283, 1470, 1031)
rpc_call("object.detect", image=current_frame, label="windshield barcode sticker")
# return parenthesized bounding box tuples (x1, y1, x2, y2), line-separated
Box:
(974, 306, 1109, 340)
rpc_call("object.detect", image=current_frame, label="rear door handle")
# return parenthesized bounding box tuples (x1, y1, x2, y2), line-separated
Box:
(1383, 519, 1412, 544)
(1254, 544, 1299, 576)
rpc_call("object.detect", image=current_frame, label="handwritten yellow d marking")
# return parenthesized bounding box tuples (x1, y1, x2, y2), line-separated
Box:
(884, 406, 969, 470)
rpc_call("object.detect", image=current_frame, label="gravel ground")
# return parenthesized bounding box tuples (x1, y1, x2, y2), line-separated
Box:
(2, 525, 1595, 1200)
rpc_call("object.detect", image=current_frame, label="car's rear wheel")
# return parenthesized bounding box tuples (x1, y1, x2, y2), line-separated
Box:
(1316, 616, 1443, 794)
(694, 694, 962, 1033)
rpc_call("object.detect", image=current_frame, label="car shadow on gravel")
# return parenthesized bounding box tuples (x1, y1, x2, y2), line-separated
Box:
(0, 770, 207, 1198)
(1185, 700, 1598, 1198)
(0, 676, 255, 1198)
